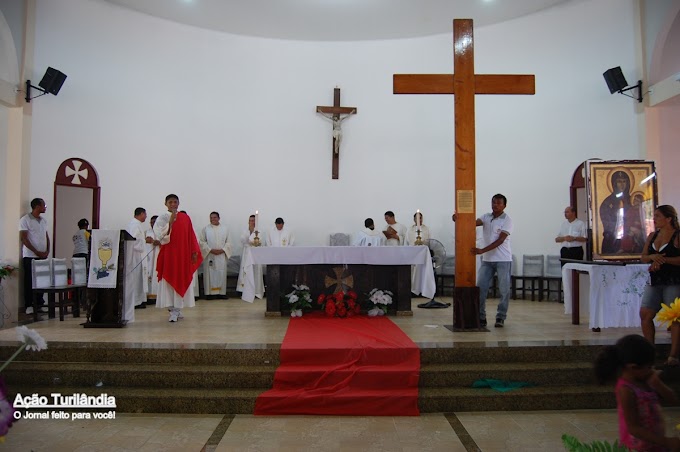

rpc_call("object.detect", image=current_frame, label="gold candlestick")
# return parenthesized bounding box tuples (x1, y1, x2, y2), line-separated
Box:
(252, 230, 261, 247)
(414, 228, 423, 246)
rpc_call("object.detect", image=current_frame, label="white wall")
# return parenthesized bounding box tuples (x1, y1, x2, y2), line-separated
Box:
(25, 0, 644, 270)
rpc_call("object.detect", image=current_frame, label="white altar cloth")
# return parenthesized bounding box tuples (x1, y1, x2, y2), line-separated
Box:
(240, 246, 436, 303)
(562, 262, 650, 329)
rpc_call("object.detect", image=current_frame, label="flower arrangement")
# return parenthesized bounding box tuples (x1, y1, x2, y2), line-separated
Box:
(0, 263, 17, 283)
(317, 290, 361, 318)
(366, 288, 393, 317)
(284, 284, 313, 317)
(0, 326, 48, 443)
(655, 297, 680, 327)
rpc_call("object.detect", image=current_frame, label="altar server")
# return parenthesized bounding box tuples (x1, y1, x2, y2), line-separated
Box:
(237, 214, 265, 299)
(124, 207, 152, 322)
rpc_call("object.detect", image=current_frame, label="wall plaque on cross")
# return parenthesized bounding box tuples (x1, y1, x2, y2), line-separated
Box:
(316, 87, 357, 179)
(393, 19, 535, 330)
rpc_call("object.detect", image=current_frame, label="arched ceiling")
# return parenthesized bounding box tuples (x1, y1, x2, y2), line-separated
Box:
(104, 0, 569, 41)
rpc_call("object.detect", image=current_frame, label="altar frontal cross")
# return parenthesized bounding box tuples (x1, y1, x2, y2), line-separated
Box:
(316, 87, 357, 179)
(393, 19, 534, 327)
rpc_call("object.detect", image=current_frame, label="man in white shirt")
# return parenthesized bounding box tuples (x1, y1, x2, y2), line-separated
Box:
(267, 217, 294, 247)
(382, 211, 406, 246)
(453, 194, 513, 328)
(19, 198, 49, 315)
(124, 207, 153, 322)
(199, 211, 232, 299)
(555, 206, 587, 263)
(353, 218, 384, 246)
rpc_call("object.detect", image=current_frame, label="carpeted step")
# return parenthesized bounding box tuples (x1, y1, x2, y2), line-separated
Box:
(272, 364, 420, 390)
(255, 313, 420, 416)
(255, 387, 419, 416)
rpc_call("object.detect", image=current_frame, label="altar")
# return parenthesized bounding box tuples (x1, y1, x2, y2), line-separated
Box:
(240, 246, 436, 316)
(562, 262, 650, 330)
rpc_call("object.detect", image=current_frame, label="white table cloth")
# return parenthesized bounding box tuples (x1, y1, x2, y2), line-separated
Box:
(562, 262, 650, 329)
(240, 246, 436, 303)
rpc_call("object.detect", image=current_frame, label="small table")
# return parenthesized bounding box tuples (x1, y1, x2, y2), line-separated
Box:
(562, 261, 649, 330)
(32, 284, 87, 322)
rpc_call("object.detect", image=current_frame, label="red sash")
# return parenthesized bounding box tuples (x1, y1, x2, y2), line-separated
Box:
(156, 212, 203, 297)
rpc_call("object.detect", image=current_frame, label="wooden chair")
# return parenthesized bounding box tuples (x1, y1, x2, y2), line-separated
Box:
(511, 254, 545, 301)
(543, 254, 563, 302)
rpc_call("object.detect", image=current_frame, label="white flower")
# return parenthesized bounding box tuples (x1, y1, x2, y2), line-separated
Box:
(370, 289, 393, 306)
(290, 310, 299, 317)
(287, 294, 299, 304)
(16, 326, 47, 352)
(295, 309, 303, 317)
(368, 307, 384, 317)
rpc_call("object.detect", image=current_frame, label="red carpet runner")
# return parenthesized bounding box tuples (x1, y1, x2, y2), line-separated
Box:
(254, 312, 420, 416)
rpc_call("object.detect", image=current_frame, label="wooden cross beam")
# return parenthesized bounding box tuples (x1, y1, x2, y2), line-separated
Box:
(316, 87, 357, 179)
(393, 19, 535, 328)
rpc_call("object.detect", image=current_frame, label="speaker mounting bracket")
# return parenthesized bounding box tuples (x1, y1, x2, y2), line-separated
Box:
(618, 80, 643, 103)
(24, 80, 49, 103)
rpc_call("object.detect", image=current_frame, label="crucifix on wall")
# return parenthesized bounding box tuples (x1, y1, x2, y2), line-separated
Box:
(316, 87, 357, 179)
(393, 19, 535, 330)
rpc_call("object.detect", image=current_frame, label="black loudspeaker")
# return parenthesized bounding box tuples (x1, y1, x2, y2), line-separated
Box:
(603, 67, 628, 94)
(38, 67, 67, 95)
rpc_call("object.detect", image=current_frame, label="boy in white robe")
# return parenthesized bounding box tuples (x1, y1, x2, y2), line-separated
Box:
(145, 215, 160, 302)
(237, 214, 265, 299)
(124, 207, 152, 322)
(199, 211, 232, 299)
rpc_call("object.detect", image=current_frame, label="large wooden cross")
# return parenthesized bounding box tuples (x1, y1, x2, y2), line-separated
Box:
(316, 87, 357, 179)
(393, 19, 535, 328)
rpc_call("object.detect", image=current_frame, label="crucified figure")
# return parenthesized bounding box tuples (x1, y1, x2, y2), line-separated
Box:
(318, 109, 356, 154)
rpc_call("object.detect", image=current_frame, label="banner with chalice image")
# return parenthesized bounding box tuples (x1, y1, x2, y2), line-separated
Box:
(87, 230, 120, 288)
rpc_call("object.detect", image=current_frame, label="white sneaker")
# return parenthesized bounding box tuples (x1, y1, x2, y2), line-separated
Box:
(25, 307, 34, 315)
(168, 311, 178, 322)
(177, 310, 184, 320)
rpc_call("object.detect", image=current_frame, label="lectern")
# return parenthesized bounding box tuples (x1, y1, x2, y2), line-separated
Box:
(82, 230, 134, 328)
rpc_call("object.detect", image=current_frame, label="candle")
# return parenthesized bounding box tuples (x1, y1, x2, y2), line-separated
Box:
(255, 211, 259, 231)
(416, 209, 421, 227)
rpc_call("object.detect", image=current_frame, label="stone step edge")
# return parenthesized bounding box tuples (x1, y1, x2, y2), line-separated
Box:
(9, 384, 617, 399)
(5, 360, 595, 372)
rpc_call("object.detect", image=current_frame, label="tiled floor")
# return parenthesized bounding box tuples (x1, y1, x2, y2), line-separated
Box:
(0, 296, 676, 451)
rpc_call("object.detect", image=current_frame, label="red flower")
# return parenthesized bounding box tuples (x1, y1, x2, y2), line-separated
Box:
(337, 305, 347, 317)
(334, 292, 344, 302)
(347, 299, 356, 309)
(325, 301, 336, 316)
(348, 290, 358, 300)
(317, 294, 326, 305)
